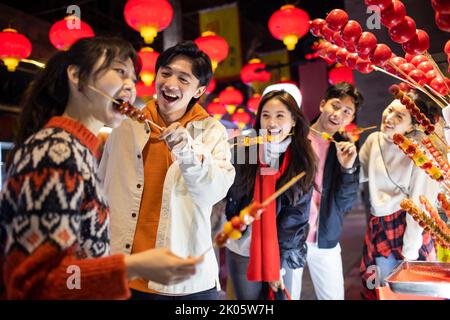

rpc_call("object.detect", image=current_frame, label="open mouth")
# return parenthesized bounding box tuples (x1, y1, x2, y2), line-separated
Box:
(269, 129, 282, 135)
(329, 118, 340, 126)
(161, 90, 180, 103)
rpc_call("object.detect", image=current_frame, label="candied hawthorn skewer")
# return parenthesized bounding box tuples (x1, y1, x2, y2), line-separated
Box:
(230, 133, 294, 148)
(437, 193, 450, 220)
(309, 126, 338, 144)
(419, 195, 448, 232)
(88, 85, 164, 132)
(400, 198, 450, 249)
(209, 171, 307, 251)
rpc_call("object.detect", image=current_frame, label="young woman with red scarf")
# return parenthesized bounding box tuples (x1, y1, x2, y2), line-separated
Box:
(225, 84, 317, 300)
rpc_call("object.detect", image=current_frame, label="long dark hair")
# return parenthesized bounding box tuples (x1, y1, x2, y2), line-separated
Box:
(233, 91, 317, 202)
(15, 36, 141, 146)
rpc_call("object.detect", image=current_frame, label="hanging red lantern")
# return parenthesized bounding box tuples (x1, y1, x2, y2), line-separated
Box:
(231, 108, 251, 130)
(268, 4, 310, 51)
(240, 58, 271, 85)
(0, 28, 32, 72)
(136, 81, 156, 98)
(219, 86, 243, 114)
(49, 15, 94, 51)
(206, 78, 216, 95)
(138, 47, 159, 86)
(194, 31, 229, 71)
(328, 66, 355, 85)
(206, 98, 227, 119)
(247, 93, 262, 113)
(124, 0, 173, 44)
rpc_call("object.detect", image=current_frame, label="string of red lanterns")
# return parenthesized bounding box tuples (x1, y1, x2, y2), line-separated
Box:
(218, 86, 243, 114)
(194, 31, 229, 71)
(138, 47, 159, 86)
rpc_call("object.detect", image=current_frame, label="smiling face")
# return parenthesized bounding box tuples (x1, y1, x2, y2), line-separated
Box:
(317, 95, 356, 135)
(380, 99, 414, 140)
(260, 97, 295, 143)
(70, 55, 137, 129)
(155, 55, 206, 121)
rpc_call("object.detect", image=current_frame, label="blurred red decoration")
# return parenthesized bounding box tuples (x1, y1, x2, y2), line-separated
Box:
(231, 108, 252, 129)
(247, 93, 262, 113)
(136, 81, 156, 98)
(402, 29, 430, 55)
(381, 0, 406, 28)
(206, 98, 227, 119)
(388, 16, 417, 44)
(268, 4, 310, 51)
(138, 47, 159, 86)
(0, 28, 32, 72)
(328, 65, 355, 85)
(194, 31, 229, 71)
(49, 15, 94, 51)
(240, 58, 271, 85)
(206, 78, 216, 95)
(325, 9, 349, 32)
(219, 86, 244, 114)
(124, 0, 173, 44)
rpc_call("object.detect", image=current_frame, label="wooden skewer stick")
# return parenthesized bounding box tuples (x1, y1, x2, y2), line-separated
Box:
(425, 85, 449, 105)
(309, 126, 338, 144)
(87, 85, 164, 131)
(201, 171, 307, 257)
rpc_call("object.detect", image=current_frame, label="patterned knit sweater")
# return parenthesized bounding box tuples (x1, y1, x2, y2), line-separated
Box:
(0, 117, 130, 299)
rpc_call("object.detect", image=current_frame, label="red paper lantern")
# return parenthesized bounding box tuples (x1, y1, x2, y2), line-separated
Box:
(138, 47, 159, 86)
(206, 78, 216, 95)
(247, 93, 262, 113)
(219, 86, 244, 114)
(206, 98, 227, 119)
(329, 65, 355, 85)
(136, 81, 156, 98)
(194, 31, 229, 71)
(0, 28, 32, 72)
(49, 15, 94, 51)
(124, 0, 173, 44)
(231, 108, 251, 129)
(268, 4, 310, 51)
(240, 58, 271, 85)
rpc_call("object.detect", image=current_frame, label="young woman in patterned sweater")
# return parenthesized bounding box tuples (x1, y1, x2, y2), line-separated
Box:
(0, 37, 202, 299)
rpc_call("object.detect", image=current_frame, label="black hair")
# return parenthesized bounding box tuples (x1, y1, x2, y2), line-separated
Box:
(323, 82, 364, 112)
(233, 90, 317, 203)
(15, 36, 141, 146)
(155, 41, 212, 108)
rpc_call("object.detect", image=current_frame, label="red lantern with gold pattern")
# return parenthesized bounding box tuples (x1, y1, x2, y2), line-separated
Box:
(138, 47, 159, 86)
(49, 15, 94, 51)
(268, 4, 310, 51)
(0, 28, 32, 72)
(194, 31, 229, 71)
(124, 0, 173, 44)
(240, 58, 271, 85)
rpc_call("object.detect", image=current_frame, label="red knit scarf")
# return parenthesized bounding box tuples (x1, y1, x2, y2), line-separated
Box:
(247, 147, 292, 282)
